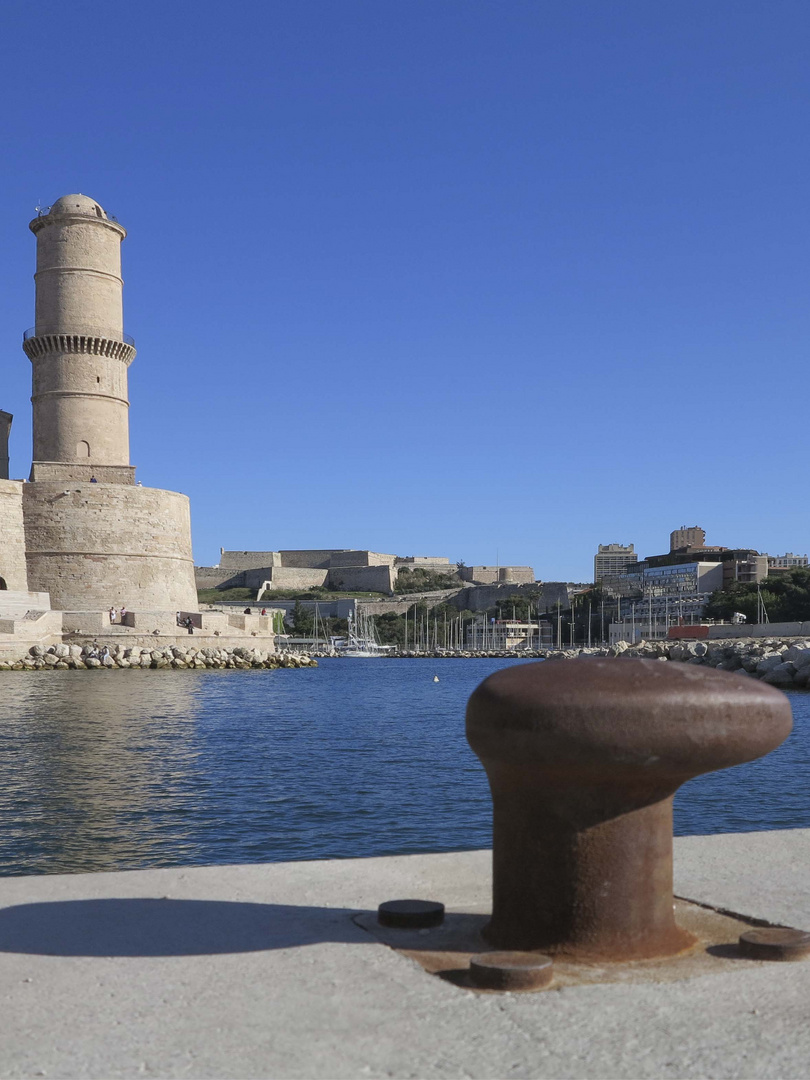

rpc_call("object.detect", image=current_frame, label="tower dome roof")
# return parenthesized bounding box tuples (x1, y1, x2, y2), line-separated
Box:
(49, 194, 107, 218)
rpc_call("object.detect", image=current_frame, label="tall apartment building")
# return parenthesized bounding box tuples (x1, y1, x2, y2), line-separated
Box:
(594, 543, 637, 585)
(670, 526, 706, 552)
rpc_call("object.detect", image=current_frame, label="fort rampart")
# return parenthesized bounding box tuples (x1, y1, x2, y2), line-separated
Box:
(197, 556, 397, 595)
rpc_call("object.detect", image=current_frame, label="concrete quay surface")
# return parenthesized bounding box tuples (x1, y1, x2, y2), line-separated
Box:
(0, 830, 808, 1079)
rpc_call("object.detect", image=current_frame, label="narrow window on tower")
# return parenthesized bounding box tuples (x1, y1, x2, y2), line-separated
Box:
(77, 440, 90, 458)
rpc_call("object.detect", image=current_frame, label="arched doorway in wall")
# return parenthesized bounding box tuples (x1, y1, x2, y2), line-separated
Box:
(77, 440, 91, 458)
(0, 577, 7, 590)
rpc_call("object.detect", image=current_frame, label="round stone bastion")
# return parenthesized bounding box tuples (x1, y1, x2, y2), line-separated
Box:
(22, 482, 197, 611)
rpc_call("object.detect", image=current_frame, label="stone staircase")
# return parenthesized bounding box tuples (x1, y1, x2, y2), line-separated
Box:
(0, 590, 52, 618)
(0, 591, 62, 659)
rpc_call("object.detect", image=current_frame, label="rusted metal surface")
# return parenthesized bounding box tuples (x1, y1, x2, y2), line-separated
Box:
(377, 899, 445, 929)
(739, 927, 810, 961)
(355, 897, 780, 992)
(468, 951, 554, 991)
(466, 658, 792, 961)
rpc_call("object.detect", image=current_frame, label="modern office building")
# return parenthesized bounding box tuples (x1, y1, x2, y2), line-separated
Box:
(610, 561, 725, 643)
(594, 543, 637, 586)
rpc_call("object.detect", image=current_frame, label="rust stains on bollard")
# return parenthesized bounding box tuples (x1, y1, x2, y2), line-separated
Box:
(466, 658, 792, 962)
(378, 900, 445, 929)
(469, 951, 554, 991)
(739, 928, 810, 961)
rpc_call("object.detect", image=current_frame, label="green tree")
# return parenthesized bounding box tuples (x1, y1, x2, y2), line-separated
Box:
(375, 611, 407, 646)
(704, 568, 810, 624)
(290, 599, 314, 636)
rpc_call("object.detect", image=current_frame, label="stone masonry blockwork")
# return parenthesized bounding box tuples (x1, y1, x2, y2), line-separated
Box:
(0, 481, 30, 591)
(27, 196, 133, 475)
(23, 483, 197, 611)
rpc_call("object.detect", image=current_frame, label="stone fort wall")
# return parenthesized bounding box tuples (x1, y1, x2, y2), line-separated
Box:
(328, 551, 396, 568)
(219, 550, 282, 570)
(195, 566, 247, 590)
(326, 564, 396, 593)
(250, 567, 329, 590)
(458, 566, 536, 585)
(0, 480, 30, 591)
(23, 482, 198, 611)
(280, 550, 343, 569)
(195, 562, 397, 595)
(217, 550, 396, 571)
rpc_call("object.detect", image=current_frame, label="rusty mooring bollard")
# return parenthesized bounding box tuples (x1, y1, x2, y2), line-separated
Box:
(466, 658, 792, 961)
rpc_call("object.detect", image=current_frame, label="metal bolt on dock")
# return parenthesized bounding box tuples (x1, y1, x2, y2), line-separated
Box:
(739, 927, 810, 961)
(377, 899, 445, 929)
(468, 951, 554, 991)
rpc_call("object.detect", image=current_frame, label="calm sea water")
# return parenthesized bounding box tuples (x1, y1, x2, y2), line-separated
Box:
(0, 658, 807, 876)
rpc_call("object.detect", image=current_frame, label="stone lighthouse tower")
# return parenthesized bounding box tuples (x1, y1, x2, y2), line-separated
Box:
(24, 194, 135, 483)
(20, 194, 198, 612)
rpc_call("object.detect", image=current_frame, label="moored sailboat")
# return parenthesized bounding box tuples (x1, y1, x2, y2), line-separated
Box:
(336, 610, 390, 658)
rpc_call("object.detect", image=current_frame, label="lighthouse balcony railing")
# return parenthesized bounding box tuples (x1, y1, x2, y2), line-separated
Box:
(23, 328, 135, 347)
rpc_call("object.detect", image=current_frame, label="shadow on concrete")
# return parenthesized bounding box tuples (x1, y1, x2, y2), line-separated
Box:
(0, 898, 370, 956)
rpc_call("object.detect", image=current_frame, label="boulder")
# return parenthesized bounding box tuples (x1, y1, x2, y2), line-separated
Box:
(668, 643, 695, 662)
(756, 654, 786, 675)
(783, 645, 810, 668)
(761, 662, 796, 686)
(727, 653, 745, 668)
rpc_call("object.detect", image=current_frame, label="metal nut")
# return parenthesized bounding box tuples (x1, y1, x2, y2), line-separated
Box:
(377, 899, 445, 929)
(739, 928, 810, 961)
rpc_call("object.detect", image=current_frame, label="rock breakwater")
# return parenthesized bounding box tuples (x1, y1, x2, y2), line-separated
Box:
(546, 638, 810, 689)
(0, 644, 316, 671)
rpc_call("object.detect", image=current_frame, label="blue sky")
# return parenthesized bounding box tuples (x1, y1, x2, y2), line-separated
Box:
(1, 1, 808, 579)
